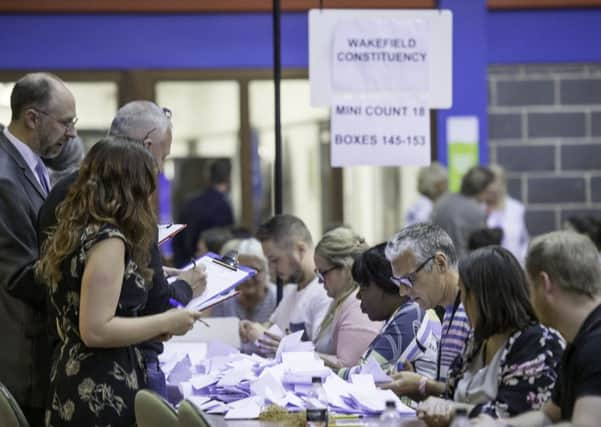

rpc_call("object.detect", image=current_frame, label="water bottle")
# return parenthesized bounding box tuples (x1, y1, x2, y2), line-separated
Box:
(306, 377, 328, 427)
(379, 400, 401, 427)
(449, 408, 471, 427)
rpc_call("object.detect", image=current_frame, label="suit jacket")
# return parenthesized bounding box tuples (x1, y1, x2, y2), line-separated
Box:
(37, 170, 193, 364)
(0, 132, 49, 409)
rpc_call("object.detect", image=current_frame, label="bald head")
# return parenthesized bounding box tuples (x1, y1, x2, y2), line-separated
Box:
(108, 101, 173, 170)
(11, 73, 70, 121)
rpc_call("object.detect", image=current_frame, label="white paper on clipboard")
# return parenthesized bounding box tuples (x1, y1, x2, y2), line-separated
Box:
(168, 252, 256, 311)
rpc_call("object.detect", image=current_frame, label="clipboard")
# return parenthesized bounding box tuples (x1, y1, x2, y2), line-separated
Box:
(158, 223, 187, 245)
(169, 252, 256, 311)
(196, 290, 240, 312)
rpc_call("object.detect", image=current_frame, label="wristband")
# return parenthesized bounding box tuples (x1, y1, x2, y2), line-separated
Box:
(418, 376, 428, 396)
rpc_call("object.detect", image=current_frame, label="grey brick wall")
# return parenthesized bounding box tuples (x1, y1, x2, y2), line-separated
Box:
(489, 64, 601, 237)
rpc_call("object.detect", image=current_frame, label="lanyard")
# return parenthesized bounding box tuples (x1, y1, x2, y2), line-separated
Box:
(436, 290, 462, 382)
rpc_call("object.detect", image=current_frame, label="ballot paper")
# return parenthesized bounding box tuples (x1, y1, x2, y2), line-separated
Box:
(360, 356, 392, 383)
(158, 223, 186, 245)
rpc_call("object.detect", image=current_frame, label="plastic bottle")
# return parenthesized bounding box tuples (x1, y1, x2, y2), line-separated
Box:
(306, 376, 328, 427)
(379, 400, 401, 427)
(449, 408, 471, 427)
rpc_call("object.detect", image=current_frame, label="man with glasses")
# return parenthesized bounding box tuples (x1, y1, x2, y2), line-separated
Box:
(381, 222, 471, 401)
(0, 72, 77, 426)
(37, 100, 207, 399)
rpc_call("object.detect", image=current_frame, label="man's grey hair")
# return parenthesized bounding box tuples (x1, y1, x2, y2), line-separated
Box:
(417, 162, 447, 199)
(526, 230, 601, 298)
(108, 101, 170, 140)
(385, 222, 458, 270)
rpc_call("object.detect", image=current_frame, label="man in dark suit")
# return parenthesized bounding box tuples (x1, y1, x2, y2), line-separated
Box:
(0, 73, 77, 426)
(173, 158, 234, 267)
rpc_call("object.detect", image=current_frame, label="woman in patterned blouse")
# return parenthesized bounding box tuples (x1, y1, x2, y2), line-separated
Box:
(37, 138, 203, 427)
(417, 246, 565, 427)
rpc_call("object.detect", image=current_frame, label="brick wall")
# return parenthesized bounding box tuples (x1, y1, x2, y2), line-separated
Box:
(488, 64, 601, 237)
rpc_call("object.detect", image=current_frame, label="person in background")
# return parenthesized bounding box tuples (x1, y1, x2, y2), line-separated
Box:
(36, 138, 203, 426)
(173, 158, 234, 267)
(564, 215, 601, 257)
(239, 214, 331, 354)
(42, 135, 85, 185)
(312, 227, 381, 369)
(0, 72, 77, 426)
(405, 162, 448, 226)
(467, 228, 504, 252)
(430, 166, 494, 259)
(340, 243, 438, 380)
(196, 226, 234, 257)
(485, 164, 529, 263)
(473, 231, 601, 427)
(381, 223, 471, 400)
(211, 238, 277, 354)
(417, 246, 563, 426)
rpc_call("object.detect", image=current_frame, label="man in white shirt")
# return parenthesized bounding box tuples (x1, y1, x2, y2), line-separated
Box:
(239, 214, 331, 353)
(0, 73, 77, 426)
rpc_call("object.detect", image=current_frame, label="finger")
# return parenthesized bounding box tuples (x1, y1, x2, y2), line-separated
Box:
(263, 331, 281, 341)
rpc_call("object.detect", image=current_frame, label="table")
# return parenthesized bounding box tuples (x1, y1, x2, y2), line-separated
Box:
(205, 414, 427, 426)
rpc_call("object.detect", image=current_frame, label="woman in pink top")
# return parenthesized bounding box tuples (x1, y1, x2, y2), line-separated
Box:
(313, 227, 383, 369)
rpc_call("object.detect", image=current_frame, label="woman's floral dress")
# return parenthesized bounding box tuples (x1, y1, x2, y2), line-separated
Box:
(46, 224, 149, 427)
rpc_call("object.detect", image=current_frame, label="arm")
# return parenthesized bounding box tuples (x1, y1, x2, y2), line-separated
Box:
(0, 179, 45, 310)
(79, 237, 201, 348)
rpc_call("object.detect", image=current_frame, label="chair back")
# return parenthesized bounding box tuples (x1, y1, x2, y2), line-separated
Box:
(135, 389, 178, 427)
(178, 399, 211, 427)
(0, 382, 29, 427)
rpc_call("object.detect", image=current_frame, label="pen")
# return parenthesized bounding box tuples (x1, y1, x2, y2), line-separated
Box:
(168, 298, 210, 327)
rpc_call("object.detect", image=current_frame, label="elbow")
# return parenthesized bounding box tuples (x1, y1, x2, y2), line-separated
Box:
(79, 323, 111, 348)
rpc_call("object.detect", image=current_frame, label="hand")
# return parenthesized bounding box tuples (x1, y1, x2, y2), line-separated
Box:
(162, 266, 179, 278)
(417, 397, 455, 427)
(239, 320, 267, 343)
(164, 308, 202, 336)
(153, 333, 173, 342)
(257, 330, 281, 355)
(177, 264, 207, 298)
(380, 371, 423, 397)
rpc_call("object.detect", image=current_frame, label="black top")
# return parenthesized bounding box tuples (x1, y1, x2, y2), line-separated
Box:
(172, 187, 234, 267)
(37, 170, 193, 363)
(552, 303, 601, 420)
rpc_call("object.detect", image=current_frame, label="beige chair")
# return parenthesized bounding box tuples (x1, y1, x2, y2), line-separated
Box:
(135, 389, 178, 427)
(178, 399, 211, 427)
(0, 382, 29, 427)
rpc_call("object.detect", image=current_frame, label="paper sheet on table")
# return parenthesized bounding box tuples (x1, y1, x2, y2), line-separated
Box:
(275, 330, 313, 361)
(158, 223, 186, 245)
(350, 374, 377, 391)
(168, 252, 256, 310)
(360, 356, 392, 383)
(250, 371, 287, 401)
(186, 396, 211, 408)
(224, 397, 263, 419)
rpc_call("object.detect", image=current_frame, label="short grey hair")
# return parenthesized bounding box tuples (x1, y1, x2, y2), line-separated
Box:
(315, 226, 369, 270)
(385, 223, 458, 269)
(526, 230, 601, 298)
(108, 101, 170, 140)
(417, 162, 447, 199)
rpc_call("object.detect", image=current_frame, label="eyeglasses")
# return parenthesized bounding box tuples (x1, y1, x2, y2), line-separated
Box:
(33, 108, 78, 130)
(162, 107, 172, 119)
(390, 255, 435, 288)
(315, 266, 338, 284)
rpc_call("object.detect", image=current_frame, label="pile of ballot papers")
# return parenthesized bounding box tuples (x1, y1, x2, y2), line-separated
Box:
(160, 330, 415, 420)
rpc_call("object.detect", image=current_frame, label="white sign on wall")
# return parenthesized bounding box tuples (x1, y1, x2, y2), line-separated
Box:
(333, 18, 429, 92)
(310, 9, 452, 108)
(331, 95, 430, 167)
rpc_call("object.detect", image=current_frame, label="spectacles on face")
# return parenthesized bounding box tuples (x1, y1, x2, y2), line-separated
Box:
(315, 265, 338, 284)
(390, 255, 435, 289)
(162, 107, 172, 119)
(33, 108, 78, 130)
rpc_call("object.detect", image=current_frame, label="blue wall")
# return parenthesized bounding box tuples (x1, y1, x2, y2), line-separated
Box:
(2, 8, 601, 164)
